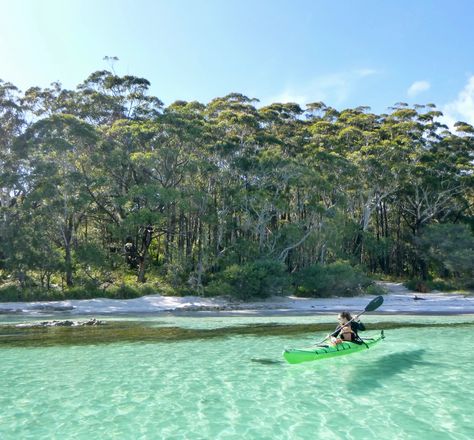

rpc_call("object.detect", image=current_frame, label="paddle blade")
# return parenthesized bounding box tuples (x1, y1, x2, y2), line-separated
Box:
(364, 295, 384, 312)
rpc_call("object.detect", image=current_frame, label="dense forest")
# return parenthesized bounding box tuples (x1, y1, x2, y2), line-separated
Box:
(0, 70, 473, 300)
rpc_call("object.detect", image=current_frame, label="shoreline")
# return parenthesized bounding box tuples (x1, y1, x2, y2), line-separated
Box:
(0, 282, 473, 317)
(164, 309, 474, 317)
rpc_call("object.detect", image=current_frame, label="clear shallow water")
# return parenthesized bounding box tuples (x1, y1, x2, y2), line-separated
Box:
(0, 315, 473, 439)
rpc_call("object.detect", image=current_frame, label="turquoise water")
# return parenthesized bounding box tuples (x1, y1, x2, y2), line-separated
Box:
(0, 314, 473, 439)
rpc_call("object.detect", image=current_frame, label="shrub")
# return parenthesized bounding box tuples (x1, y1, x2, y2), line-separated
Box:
(405, 278, 465, 293)
(0, 283, 23, 301)
(163, 262, 191, 288)
(64, 286, 103, 299)
(137, 284, 158, 296)
(107, 283, 142, 299)
(0, 280, 159, 302)
(0, 284, 66, 302)
(202, 279, 234, 298)
(365, 283, 387, 296)
(204, 259, 290, 300)
(293, 261, 372, 297)
(419, 223, 474, 279)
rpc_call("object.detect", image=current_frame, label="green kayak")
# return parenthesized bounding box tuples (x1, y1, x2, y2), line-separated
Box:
(283, 331, 385, 364)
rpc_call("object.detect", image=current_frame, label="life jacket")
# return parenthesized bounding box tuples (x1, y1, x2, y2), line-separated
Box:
(339, 325, 355, 341)
(331, 321, 365, 345)
(339, 323, 364, 344)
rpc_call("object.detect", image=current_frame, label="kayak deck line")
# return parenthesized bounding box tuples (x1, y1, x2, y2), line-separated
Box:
(283, 330, 385, 364)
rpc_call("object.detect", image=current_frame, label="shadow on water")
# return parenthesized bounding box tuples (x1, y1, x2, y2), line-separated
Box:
(345, 349, 431, 395)
(250, 358, 285, 366)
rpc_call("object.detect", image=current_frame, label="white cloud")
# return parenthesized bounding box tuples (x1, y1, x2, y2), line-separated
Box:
(355, 68, 378, 77)
(442, 75, 474, 129)
(264, 68, 378, 107)
(407, 80, 431, 97)
(269, 90, 311, 107)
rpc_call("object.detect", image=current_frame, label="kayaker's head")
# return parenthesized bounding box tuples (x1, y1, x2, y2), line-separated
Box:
(338, 311, 352, 324)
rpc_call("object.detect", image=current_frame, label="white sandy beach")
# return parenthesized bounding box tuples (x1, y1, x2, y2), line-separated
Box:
(0, 282, 473, 316)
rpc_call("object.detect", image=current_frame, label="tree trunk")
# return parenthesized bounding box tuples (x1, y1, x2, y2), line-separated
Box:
(63, 215, 74, 286)
(137, 253, 148, 283)
(137, 226, 153, 283)
(65, 243, 73, 286)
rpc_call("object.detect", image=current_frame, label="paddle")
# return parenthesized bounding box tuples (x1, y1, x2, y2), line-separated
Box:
(313, 295, 384, 346)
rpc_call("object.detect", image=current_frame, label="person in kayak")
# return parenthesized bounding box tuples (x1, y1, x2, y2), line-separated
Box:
(330, 311, 365, 344)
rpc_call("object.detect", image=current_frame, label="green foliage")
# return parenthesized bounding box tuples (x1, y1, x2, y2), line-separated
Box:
(405, 277, 470, 293)
(1, 71, 473, 300)
(293, 262, 373, 297)
(64, 285, 104, 299)
(0, 283, 65, 301)
(0, 283, 26, 301)
(0, 279, 160, 302)
(106, 283, 142, 299)
(202, 279, 234, 298)
(428, 279, 462, 291)
(75, 243, 110, 269)
(163, 262, 192, 289)
(365, 283, 388, 296)
(204, 260, 290, 300)
(419, 223, 474, 279)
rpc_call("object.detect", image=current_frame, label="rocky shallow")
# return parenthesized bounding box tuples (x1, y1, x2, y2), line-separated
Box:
(14, 318, 106, 328)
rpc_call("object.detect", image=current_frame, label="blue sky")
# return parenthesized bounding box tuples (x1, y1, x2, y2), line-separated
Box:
(1, 0, 474, 123)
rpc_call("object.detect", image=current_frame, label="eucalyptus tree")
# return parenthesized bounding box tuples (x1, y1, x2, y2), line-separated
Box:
(332, 106, 403, 269)
(68, 71, 166, 281)
(203, 94, 262, 266)
(304, 103, 359, 264)
(419, 223, 474, 282)
(0, 80, 28, 279)
(376, 104, 473, 277)
(0, 80, 26, 209)
(75, 70, 163, 125)
(257, 102, 322, 269)
(164, 100, 218, 286)
(22, 81, 77, 119)
(107, 102, 209, 283)
(72, 71, 164, 225)
(2, 67, 474, 296)
(24, 114, 100, 286)
(2, 80, 94, 286)
(8, 199, 64, 289)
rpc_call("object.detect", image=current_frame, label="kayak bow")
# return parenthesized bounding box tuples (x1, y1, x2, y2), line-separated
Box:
(283, 331, 385, 364)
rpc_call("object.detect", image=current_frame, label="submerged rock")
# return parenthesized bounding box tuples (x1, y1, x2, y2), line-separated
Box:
(15, 318, 106, 328)
(0, 305, 74, 314)
(29, 304, 75, 311)
(0, 308, 23, 314)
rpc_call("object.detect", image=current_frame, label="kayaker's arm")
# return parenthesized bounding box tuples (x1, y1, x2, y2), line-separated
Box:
(352, 321, 365, 332)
